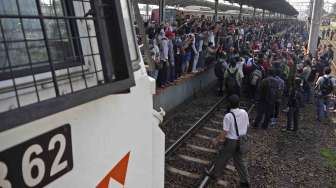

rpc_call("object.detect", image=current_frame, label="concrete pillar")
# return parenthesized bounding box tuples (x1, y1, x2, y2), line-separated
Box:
(214, 0, 219, 22)
(159, 0, 165, 25)
(308, 0, 324, 56)
(238, 3, 243, 20)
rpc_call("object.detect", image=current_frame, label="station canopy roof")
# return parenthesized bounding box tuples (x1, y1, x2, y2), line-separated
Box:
(138, 0, 299, 16)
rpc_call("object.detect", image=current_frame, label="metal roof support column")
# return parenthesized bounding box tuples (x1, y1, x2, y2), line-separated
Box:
(262, 9, 265, 19)
(307, 0, 314, 30)
(253, 7, 256, 18)
(159, 0, 165, 25)
(214, 0, 219, 22)
(308, 0, 324, 56)
(146, 4, 150, 20)
(238, 3, 243, 21)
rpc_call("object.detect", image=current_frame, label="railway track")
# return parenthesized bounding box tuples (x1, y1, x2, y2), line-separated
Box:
(164, 96, 255, 188)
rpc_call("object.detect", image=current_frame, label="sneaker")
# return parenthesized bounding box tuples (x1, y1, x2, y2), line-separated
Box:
(282, 107, 289, 113)
(240, 182, 250, 188)
(281, 128, 290, 132)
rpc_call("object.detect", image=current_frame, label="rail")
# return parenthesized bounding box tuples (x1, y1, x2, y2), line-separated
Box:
(165, 96, 226, 157)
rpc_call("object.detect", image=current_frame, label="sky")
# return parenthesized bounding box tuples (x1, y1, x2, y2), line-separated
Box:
(288, 0, 336, 13)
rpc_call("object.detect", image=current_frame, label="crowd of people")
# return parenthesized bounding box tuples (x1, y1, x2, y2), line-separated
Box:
(143, 15, 335, 188)
(321, 28, 336, 41)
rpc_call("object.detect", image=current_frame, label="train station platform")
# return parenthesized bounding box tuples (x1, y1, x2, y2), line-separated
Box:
(153, 66, 216, 113)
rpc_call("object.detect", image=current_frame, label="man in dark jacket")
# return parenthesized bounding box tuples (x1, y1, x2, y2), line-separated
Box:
(253, 69, 279, 129)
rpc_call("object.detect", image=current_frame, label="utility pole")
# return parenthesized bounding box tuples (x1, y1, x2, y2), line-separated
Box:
(308, 0, 324, 56)
(214, 0, 219, 22)
(159, 0, 165, 25)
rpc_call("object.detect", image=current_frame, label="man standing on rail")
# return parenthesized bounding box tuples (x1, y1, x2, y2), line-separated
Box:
(209, 95, 250, 188)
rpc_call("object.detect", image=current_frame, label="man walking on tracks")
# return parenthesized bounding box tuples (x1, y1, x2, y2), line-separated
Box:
(209, 95, 250, 188)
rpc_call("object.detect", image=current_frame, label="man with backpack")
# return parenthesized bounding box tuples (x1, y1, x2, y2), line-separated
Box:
(249, 58, 264, 100)
(224, 58, 243, 97)
(253, 69, 279, 129)
(214, 47, 227, 96)
(315, 67, 335, 122)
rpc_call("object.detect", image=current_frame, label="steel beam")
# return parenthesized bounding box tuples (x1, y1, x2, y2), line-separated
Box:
(239, 3, 243, 20)
(159, 0, 165, 25)
(214, 0, 219, 22)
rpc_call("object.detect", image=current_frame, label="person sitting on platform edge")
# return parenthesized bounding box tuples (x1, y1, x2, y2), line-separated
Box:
(207, 95, 250, 188)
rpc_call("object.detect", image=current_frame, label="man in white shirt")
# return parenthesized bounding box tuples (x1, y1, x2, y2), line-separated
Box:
(210, 95, 250, 188)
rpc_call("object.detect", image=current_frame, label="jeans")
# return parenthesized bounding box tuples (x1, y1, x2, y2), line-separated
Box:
(197, 51, 205, 69)
(175, 54, 182, 78)
(192, 52, 199, 72)
(169, 65, 176, 82)
(316, 96, 330, 121)
(303, 82, 311, 103)
(287, 107, 299, 131)
(157, 60, 169, 87)
(254, 102, 274, 129)
(273, 101, 280, 119)
(217, 78, 224, 96)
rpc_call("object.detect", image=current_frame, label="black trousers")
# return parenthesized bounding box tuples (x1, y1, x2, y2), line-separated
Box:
(254, 102, 274, 129)
(217, 78, 224, 96)
(287, 107, 299, 131)
(272, 101, 280, 118)
(212, 139, 249, 184)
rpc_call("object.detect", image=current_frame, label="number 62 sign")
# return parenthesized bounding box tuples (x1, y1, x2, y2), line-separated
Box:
(0, 124, 73, 188)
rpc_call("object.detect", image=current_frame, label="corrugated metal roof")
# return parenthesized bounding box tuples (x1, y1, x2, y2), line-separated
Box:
(138, 0, 298, 16)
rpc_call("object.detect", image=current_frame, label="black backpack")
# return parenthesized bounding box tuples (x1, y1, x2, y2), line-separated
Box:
(320, 76, 333, 96)
(225, 69, 239, 94)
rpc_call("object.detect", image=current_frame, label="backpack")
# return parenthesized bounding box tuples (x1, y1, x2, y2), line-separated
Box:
(320, 76, 333, 96)
(225, 69, 239, 94)
(250, 68, 262, 86)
